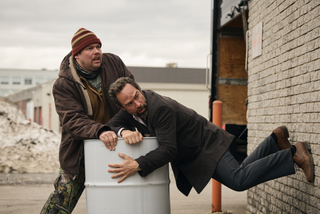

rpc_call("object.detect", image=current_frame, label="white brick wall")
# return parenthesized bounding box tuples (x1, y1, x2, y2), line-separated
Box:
(247, 0, 320, 213)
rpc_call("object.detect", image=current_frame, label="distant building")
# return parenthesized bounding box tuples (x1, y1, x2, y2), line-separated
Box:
(5, 66, 208, 133)
(0, 68, 58, 97)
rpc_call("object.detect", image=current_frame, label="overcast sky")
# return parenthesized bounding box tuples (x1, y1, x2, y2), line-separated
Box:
(0, 0, 212, 70)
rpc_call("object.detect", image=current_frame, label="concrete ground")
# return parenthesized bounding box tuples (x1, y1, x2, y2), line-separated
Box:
(0, 172, 248, 214)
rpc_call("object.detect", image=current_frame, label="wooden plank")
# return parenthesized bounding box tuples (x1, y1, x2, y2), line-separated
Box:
(218, 85, 247, 125)
(218, 37, 248, 125)
(218, 37, 247, 79)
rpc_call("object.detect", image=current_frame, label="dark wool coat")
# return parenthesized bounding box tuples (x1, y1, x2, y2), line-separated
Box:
(107, 90, 234, 196)
(53, 52, 134, 179)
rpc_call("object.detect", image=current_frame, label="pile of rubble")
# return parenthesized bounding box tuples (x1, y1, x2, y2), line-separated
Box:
(0, 97, 60, 174)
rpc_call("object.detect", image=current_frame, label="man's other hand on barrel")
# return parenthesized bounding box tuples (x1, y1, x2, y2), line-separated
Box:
(108, 153, 141, 183)
(121, 130, 143, 144)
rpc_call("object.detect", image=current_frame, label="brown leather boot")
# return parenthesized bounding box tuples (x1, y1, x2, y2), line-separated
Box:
(272, 126, 292, 150)
(292, 142, 314, 183)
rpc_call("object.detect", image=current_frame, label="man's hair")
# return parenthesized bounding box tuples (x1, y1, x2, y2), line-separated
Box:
(108, 77, 141, 107)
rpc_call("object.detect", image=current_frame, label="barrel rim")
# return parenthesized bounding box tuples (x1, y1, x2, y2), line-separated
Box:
(84, 136, 157, 143)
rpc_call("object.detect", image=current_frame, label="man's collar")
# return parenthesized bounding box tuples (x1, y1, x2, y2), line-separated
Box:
(132, 115, 146, 126)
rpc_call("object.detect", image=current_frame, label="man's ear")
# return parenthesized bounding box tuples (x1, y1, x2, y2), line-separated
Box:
(121, 106, 126, 111)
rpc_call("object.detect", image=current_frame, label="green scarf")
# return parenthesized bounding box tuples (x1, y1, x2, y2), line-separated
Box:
(75, 59, 102, 96)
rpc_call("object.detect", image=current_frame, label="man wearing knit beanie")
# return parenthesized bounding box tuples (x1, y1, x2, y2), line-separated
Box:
(41, 28, 135, 213)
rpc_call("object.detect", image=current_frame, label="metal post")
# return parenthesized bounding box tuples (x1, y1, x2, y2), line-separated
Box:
(211, 100, 222, 212)
(209, 0, 220, 122)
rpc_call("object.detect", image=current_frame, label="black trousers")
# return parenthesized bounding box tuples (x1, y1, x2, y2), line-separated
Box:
(212, 135, 295, 191)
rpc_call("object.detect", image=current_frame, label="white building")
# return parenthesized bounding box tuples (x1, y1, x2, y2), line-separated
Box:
(0, 68, 58, 97)
(5, 79, 59, 132)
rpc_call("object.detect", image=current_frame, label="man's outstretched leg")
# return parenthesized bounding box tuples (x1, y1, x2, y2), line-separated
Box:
(213, 148, 295, 191)
(241, 126, 292, 169)
(233, 126, 313, 183)
(212, 127, 314, 191)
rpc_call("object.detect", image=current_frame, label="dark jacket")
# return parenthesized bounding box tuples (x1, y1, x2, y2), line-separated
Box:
(53, 52, 134, 179)
(107, 90, 234, 196)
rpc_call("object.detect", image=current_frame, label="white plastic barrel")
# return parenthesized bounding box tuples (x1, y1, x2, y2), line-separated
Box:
(84, 137, 171, 214)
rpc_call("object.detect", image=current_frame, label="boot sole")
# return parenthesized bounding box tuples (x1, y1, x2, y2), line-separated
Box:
(302, 142, 314, 183)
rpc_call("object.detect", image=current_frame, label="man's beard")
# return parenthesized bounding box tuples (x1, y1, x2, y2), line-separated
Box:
(134, 102, 148, 119)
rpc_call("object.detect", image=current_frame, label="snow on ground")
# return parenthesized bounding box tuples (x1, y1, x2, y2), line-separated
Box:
(0, 97, 60, 174)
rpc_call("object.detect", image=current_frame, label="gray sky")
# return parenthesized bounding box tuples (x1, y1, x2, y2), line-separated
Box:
(0, 0, 212, 70)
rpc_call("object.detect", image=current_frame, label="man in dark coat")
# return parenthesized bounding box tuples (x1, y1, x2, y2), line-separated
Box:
(105, 77, 314, 196)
